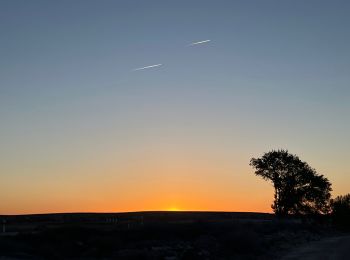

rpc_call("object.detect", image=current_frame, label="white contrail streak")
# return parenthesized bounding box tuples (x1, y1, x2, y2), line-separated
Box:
(189, 39, 211, 46)
(133, 64, 162, 71)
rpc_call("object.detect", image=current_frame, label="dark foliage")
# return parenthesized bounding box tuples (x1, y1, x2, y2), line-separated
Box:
(331, 194, 350, 230)
(250, 150, 332, 216)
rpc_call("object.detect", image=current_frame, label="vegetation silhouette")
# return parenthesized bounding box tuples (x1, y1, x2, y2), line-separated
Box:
(250, 150, 332, 216)
(331, 194, 350, 229)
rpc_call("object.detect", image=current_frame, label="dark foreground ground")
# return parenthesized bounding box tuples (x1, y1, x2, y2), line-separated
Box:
(0, 212, 343, 259)
(282, 235, 350, 260)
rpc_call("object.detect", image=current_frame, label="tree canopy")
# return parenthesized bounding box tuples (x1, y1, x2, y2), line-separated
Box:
(250, 150, 332, 216)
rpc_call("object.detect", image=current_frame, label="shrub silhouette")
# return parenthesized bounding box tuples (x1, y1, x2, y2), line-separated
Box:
(331, 194, 350, 229)
(250, 150, 332, 216)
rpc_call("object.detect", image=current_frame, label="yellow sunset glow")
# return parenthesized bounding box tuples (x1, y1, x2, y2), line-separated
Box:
(167, 207, 181, 211)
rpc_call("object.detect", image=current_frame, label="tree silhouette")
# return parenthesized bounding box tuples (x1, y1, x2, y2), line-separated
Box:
(250, 150, 332, 216)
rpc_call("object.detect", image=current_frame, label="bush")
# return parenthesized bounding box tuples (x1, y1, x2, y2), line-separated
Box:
(331, 194, 350, 229)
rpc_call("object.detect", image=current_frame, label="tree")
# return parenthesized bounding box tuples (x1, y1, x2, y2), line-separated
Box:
(250, 150, 332, 216)
(331, 194, 350, 229)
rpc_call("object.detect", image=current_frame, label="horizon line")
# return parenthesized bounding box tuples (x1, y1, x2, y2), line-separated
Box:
(0, 210, 272, 217)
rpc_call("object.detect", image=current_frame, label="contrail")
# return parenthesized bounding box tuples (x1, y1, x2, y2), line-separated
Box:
(189, 39, 211, 46)
(133, 64, 162, 71)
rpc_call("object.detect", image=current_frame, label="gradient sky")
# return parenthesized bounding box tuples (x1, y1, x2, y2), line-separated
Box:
(1, 0, 349, 214)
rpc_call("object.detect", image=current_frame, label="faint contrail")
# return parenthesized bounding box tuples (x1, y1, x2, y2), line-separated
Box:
(189, 39, 211, 46)
(133, 64, 162, 71)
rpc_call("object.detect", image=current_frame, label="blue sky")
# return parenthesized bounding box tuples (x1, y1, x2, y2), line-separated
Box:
(0, 0, 349, 213)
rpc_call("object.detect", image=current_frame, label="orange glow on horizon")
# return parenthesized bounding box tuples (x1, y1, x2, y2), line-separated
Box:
(0, 146, 274, 215)
(166, 207, 181, 212)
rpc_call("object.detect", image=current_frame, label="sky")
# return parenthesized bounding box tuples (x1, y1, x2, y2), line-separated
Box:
(0, 0, 349, 214)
